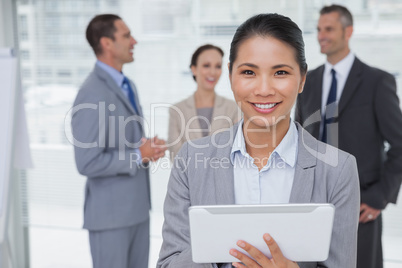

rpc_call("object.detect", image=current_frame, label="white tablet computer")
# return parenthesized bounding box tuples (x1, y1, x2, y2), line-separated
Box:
(188, 203, 335, 263)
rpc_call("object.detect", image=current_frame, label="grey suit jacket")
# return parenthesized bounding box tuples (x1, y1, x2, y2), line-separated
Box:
(295, 57, 402, 209)
(168, 94, 240, 161)
(158, 122, 360, 268)
(71, 64, 150, 231)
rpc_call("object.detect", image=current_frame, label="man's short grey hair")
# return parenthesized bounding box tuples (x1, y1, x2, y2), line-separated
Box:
(320, 4, 353, 28)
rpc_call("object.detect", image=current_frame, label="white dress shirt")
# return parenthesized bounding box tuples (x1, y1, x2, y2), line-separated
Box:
(216, 121, 298, 268)
(320, 52, 355, 138)
(230, 120, 298, 204)
(321, 52, 355, 114)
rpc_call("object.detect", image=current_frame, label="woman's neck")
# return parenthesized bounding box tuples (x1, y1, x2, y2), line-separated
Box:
(194, 89, 215, 108)
(243, 120, 289, 170)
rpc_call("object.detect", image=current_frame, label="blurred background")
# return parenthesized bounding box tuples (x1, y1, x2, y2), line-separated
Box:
(1, 0, 402, 267)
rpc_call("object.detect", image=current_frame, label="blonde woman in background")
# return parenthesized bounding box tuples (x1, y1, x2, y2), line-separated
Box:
(168, 44, 240, 161)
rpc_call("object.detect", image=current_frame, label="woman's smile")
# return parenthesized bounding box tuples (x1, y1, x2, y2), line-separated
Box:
(251, 102, 280, 113)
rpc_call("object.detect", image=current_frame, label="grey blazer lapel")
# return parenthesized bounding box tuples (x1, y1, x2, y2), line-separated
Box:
(210, 95, 225, 133)
(94, 65, 137, 115)
(338, 57, 363, 117)
(213, 126, 237, 205)
(184, 94, 203, 140)
(289, 123, 317, 203)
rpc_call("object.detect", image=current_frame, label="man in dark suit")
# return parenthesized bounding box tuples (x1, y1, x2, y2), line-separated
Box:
(295, 5, 402, 268)
(71, 14, 166, 268)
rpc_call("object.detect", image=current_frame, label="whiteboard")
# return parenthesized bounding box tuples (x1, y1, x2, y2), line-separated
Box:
(0, 48, 17, 243)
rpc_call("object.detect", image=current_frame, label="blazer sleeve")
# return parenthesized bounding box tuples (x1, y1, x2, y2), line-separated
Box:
(157, 143, 212, 268)
(71, 85, 143, 178)
(363, 72, 402, 209)
(319, 154, 360, 268)
(168, 105, 186, 162)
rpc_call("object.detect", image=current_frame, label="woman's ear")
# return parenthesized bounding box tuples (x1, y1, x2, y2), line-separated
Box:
(228, 62, 232, 86)
(299, 74, 306, 93)
(190, 65, 196, 78)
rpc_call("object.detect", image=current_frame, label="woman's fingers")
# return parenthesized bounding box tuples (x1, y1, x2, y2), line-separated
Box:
(263, 234, 285, 266)
(230, 240, 272, 268)
(264, 234, 299, 268)
(230, 248, 261, 268)
(230, 235, 299, 268)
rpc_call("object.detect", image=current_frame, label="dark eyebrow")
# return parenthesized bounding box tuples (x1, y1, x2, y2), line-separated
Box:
(237, 63, 259, 69)
(237, 63, 294, 70)
(273, 64, 294, 70)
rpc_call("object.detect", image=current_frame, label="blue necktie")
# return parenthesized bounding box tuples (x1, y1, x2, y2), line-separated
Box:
(321, 69, 337, 143)
(122, 77, 139, 114)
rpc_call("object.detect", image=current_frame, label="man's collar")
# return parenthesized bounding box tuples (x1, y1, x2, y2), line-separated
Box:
(96, 60, 125, 87)
(325, 52, 355, 77)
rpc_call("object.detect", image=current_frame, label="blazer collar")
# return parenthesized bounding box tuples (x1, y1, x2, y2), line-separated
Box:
(289, 122, 317, 203)
(183, 93, 196, 109)
(184, 94, 198, 121)
(338, 57, 363, 117)
(93, 64, 138, 115)
(213, 123, 238, 205)
(183, 93, 228, 137)
(210, 95, 229, 133)
(212, 122, 318, 205)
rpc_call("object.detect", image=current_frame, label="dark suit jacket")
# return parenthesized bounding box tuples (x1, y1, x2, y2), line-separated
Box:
(72, 64, 150, 231)
(295, 57, 402, 210)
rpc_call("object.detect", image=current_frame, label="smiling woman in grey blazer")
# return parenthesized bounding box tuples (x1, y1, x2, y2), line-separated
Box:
(158, 13, 360, 268)
(168, 44, 240, 161)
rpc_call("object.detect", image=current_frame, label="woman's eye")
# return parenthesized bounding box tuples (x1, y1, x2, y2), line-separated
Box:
(275, 70, 288, 75)
(203, 64, 210, 68)
(242, 70, 255, 75)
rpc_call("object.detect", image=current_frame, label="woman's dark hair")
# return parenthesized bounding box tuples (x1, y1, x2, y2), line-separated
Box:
(229, 13, 307, 76)
(190, 44, 224, 81)
(86, 14, 122, 55)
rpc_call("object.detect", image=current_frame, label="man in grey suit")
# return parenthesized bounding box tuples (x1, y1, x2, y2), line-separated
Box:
(295, 5, 402, 268)
(71, 14, 166, 268)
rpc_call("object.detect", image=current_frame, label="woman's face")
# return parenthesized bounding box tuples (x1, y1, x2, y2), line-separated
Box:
(191, 49, 223, 92)
(229, 36, 305, 132)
